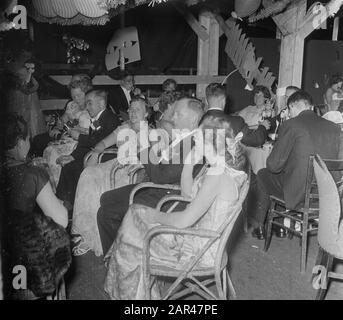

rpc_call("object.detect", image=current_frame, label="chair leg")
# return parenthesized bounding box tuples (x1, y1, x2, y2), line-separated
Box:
(288, 219, 295, 240)
(311, 246, 325, 283)
(314, 252, 334, 300)
(58, 278, 66, 300)
(242, 202, 248, 233)
(215, 270, 225, 300)
(144, 274, 151, 300)
(264, 212, 274, 252)
(222, 269, 227, 298)
(300, 218, 309, 273)
(226, 269, 237, 299)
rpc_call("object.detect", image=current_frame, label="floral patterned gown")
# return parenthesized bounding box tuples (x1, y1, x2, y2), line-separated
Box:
(103, 165, 248, 300)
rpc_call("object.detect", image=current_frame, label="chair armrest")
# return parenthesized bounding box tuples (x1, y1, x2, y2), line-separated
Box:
(156, 195, 191, 212)
(98, 148, 118, 164)
(128, 165, 146, 184)
(129, 183, 181, 206)
(83, 151, 93, 168)
(142, 226, 219, 280)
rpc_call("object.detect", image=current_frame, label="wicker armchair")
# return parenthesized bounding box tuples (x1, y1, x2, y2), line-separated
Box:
(83, 147, 118, 168)
(141, 177, 250, 300)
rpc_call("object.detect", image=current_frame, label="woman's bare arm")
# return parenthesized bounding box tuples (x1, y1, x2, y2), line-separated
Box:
(36, 183, 68, 228)
(155, 173, 231, 229)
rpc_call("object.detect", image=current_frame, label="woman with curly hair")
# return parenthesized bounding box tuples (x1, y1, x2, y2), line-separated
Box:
(103, 112, 249, 300)
(238, 85, 273, 129)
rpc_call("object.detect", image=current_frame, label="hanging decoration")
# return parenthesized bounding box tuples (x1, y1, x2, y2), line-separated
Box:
(63, 34, 90, 64)
(97, 0, 151, 11)
(148, 0, 168, 7)
(28, 0, 111, 26)
(105, 27, 141, 71)
(221, 20, 276, 89)
(248, 0, 294, 23)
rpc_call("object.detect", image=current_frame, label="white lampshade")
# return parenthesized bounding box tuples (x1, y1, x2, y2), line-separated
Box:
(74, 0, 108, 18)
(32, 0, 57, 18)
(52, 0, 78, 18)
(234, 0, 262, 18)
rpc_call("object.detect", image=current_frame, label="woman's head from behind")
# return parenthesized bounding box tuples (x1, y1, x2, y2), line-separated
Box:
(2, 114, 30, 162)
(69, 75, 93, 109)
(200, 112, 246, 172)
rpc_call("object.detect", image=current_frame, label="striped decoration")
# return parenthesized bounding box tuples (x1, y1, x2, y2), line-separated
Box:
(32, 0, 57, 18)
(74, 0, 108, 18)
(51, 0, 78, 19)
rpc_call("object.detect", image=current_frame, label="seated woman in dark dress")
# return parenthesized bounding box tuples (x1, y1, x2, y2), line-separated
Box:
(1, 114, 71, 299)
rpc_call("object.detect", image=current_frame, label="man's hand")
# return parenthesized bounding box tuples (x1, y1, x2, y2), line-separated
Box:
(260, 119, 271, 130)
(56, 155, 74, 167)
(49, 128, 61, 139)
(68, 129, 80, 141)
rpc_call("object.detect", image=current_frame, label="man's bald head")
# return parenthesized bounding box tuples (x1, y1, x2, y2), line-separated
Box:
(172, 98, 204, 131)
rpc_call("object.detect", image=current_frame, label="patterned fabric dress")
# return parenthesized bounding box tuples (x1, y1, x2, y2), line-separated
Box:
(43, 138, 78, 188)
(71, 122, 150, 256)
(103, 165, 247, 300)
(2, 164, 71, 298)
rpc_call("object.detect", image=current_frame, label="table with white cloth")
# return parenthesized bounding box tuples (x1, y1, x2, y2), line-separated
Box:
(43, 137, 78, 190)
(244, 142, 273, 175)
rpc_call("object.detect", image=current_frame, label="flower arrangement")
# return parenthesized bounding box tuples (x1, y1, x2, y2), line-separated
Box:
(63, 34, 90, 64)
(97, 0, 167, 10)
(97, 0, 127, 10)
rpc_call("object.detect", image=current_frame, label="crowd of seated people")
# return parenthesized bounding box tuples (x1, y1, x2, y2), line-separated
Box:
(3, 62, 343, 300)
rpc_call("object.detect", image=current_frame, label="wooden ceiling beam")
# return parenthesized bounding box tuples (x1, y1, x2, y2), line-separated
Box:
(172, 3, 209, 41)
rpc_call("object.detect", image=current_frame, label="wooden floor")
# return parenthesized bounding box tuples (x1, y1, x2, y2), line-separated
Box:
(65, 221, 343, 300)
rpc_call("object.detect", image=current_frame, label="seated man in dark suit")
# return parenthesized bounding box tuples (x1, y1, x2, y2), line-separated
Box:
(97, 97, 204, 255)
(252, 90, 342, 239)
(56, 89, 121, 210)
(107, 71, 135, 118)
(201, 82, 270, 147)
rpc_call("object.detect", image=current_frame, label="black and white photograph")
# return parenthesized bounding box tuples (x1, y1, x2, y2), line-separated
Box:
(1, 0, 343, 303)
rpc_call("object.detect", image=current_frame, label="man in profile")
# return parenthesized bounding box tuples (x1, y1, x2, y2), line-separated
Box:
(252, 90, 341, 239)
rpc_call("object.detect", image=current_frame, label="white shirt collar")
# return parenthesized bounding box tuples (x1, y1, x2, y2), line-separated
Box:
(121, 86, 131, 104)
(92, 109, 105, 122)
(208, 107, 224, 111)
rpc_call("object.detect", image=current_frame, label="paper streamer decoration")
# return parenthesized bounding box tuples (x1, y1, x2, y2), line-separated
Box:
(51, 0, 78, 19)
(224, 22, 276, 89)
